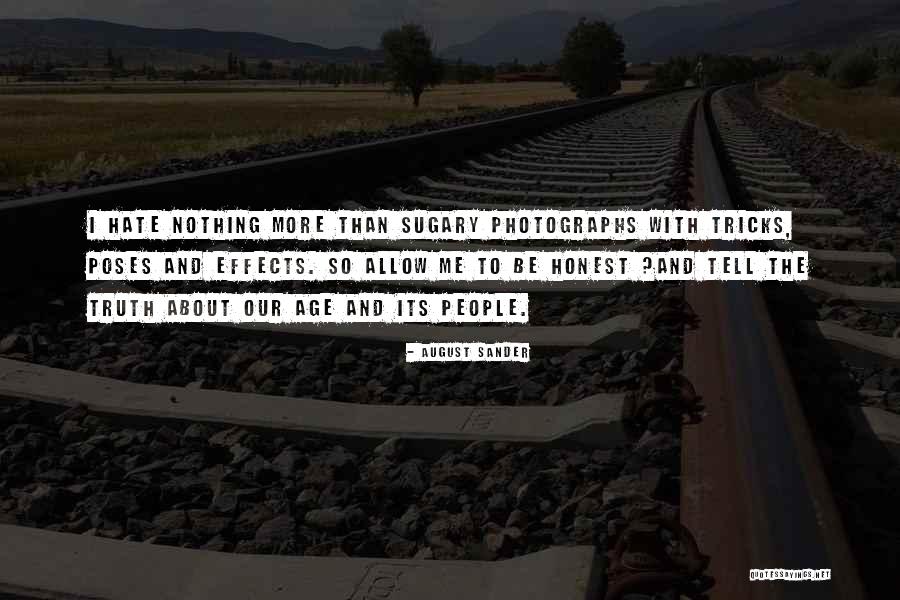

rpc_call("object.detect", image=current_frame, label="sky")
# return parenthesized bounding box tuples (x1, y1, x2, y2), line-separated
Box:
(0, 1, 720, 48)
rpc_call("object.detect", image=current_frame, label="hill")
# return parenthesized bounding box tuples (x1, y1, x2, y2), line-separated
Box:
(693, 0, 900, 55)
(0, 18, 381, 67)
(617, 3, 737, 62)
(629, 0, 900, 59)
(617, 2, 789, 61)
(440, 2, 789, 65)
(441, 1, 900, 66)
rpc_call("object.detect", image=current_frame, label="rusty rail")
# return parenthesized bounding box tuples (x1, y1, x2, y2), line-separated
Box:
(680, 89, 866, 599)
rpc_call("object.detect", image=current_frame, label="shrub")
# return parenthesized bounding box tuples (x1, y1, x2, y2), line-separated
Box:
(882, 44, 900, 76)
(648, 57, 693, 89)
(803, 51, 831, 78)
(829, 47, 878, 88)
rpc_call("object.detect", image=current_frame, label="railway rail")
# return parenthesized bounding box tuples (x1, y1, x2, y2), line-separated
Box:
(705, 85, 899, 600)
(0, 85, 889, 599)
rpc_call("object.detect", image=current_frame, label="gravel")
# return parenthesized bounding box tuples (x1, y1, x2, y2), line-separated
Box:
(714, 86, 900, 412)
(0, 274, 687, 407)
(0, 400, 680, 561)
(721, 85, 900, 260)
(776, 317, 900, 600)
(0, 294, 685, 406)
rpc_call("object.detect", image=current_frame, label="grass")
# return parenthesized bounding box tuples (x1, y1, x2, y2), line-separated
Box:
(762, 71, 900, 157)
(0, 81, 645, 188)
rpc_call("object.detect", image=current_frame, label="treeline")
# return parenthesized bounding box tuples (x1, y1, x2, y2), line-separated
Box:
(804, 44, 900, 94)
(223, 59, 391, 85)
(1, 51, 549, 85)
(648, 54, 783, 89)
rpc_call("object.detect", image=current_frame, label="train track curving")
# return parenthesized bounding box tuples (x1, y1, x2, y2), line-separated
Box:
(0, 85, 884, 599)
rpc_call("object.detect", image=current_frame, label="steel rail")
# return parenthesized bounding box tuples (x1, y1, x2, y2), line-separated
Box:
(681, 89, 866, 600)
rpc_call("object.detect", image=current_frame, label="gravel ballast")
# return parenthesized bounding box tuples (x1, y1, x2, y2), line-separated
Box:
(0, 400, 680, 561)
(722, 85, 900, 258)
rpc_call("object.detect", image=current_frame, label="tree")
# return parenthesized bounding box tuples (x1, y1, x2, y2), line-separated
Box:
(325, 62, 339, 87)
(829, 47, 878, 88)
(648, 54, 779, 89)
(559, 19, 625, 98)
(648, 56, 693, 89)
(804, 51, 832, 78)
(883, 43, 900, 75)
(380, 23, 443, 107)
(257, 59, 274, 79)
(292, 65, 306, 86)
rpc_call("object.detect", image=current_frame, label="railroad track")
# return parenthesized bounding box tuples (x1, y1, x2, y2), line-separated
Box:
(705, 85, 899, 600)
(0, 86, 884, 599)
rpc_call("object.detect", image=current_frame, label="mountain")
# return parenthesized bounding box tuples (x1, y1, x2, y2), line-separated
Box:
(440, 2, 792, 65)
(0, 18, 381, 66)
(441, 10, 605, 65)
(688, 0, 900, 55)
(617, 2, 791, 61)
(516, 0, 777, 24)
(627, 0, 900, 59)
(441, 1, 896, 66)
(618, 3, 737, 62)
